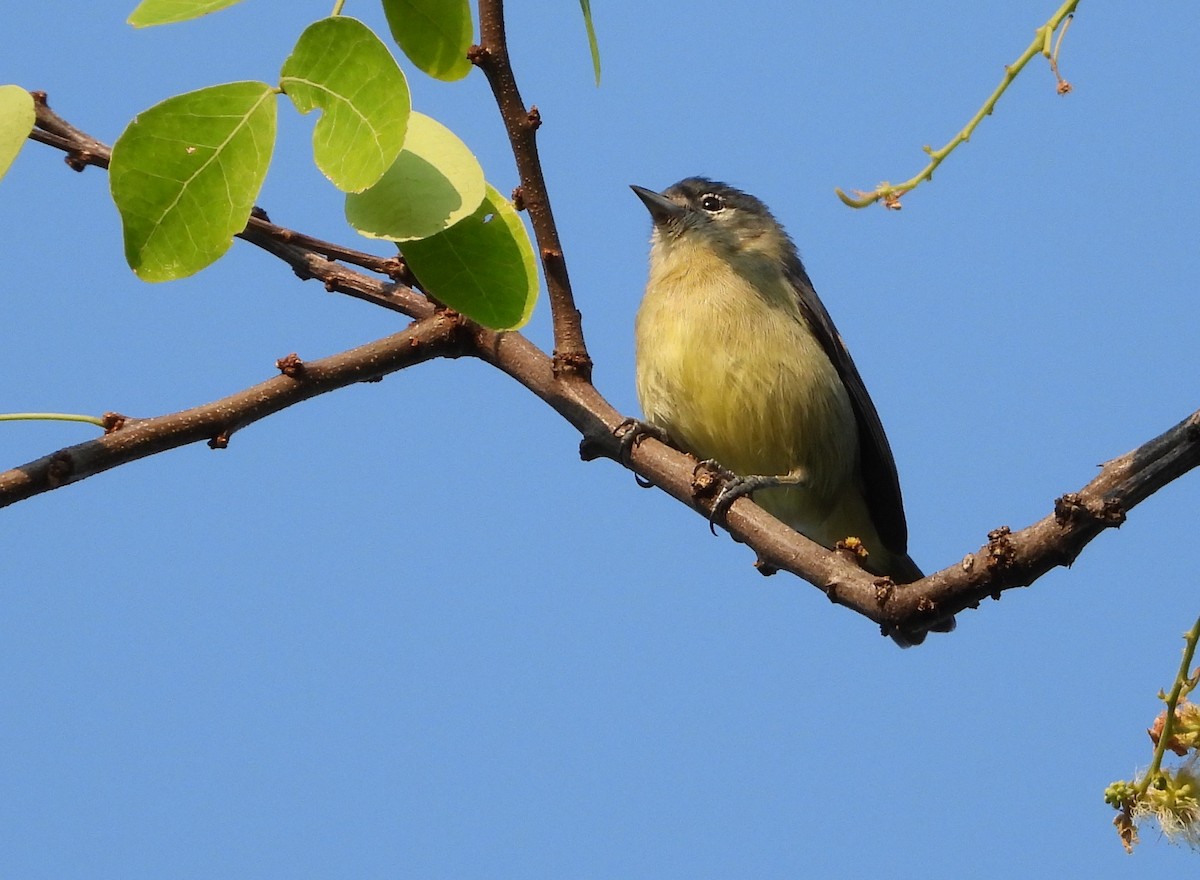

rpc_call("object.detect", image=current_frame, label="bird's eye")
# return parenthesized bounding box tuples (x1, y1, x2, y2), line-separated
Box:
(699, 193, 725, 213)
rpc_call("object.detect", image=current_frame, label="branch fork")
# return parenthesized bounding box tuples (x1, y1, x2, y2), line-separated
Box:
(7, 3, 1198, 643)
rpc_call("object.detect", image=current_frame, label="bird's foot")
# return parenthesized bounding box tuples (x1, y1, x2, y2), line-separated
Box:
(696, 463, 808, 536)
(614, 418, 669, 486)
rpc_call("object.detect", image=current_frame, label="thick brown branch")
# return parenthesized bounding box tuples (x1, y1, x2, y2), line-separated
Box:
(583, 409, 1200, 636)
(471, 0, 591, 381)
(0, 314, 470, 508)
(19, 94, 1200, 642)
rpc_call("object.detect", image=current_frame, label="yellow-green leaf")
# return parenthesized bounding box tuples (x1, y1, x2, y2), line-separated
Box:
(382, 0, 473, 82)
(401, 184, 538, 330)
(128, 0, 246, 27)
(281, 16, 411, 193)
(0, 86, 35, 184)
(110, 81, 277, 281)
(344, 111, 484, 242)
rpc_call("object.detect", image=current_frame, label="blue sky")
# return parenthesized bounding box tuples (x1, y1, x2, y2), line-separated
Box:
(3, 2, 1199, 877)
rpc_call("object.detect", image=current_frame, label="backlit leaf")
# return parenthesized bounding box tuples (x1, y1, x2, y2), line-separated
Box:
(281, 16, 410, 193)
(344, 111, 484, 242)
(381, 0, 473, 81)
(0, 86, 35, 184)
(128, 0, 246, 27)
(401, 184, 538, 330)
(110, 81, 277, 281)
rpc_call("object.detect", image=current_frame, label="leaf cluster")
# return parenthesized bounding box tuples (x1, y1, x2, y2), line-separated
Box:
(2, 0, 544, 330)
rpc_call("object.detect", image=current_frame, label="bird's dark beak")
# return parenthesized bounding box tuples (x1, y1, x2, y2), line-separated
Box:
(631, 185, 686, 226)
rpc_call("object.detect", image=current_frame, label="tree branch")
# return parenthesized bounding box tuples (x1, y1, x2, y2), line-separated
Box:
(16, 94, 1200, 642)
(586, 408, 1200, 636)
(835, 0, 1081, 210)
(470, 0, 591, 381)
(29, 91, 111, 171)
(0, 312, 472, 508)
(245, 209, 414, 281)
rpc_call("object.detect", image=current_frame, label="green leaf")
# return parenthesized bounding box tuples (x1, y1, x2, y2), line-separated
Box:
(110, 81, 277, 282)
(344, 111, 484, 242)
(381, 0, 473, 82)
(280, 16, 410, 193)
(401, 184, 538, 331)
(579, 0, 601, 85)
(0, 86, 35, 184)
(128, 0, 246, 27)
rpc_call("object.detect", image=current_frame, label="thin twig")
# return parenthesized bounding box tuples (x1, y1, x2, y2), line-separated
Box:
(471, 0, 591, 380)
(836, 0, 1081, 209)
(1138, 616, 1200, 795)
(246, 212, 412, 280)
(0, 314, 470, 507)
(30, 91, 111, 171)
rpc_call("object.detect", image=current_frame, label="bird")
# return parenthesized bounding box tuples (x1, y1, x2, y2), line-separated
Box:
(630, 177, 953, 645)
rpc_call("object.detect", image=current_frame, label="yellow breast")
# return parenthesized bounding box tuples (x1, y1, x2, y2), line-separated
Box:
(634, 240, 859, 513)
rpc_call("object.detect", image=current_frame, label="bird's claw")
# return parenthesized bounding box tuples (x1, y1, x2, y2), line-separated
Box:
(696, 466, 808, 536)
(692, 460, 759, 535)
(614, 418, 668, 486)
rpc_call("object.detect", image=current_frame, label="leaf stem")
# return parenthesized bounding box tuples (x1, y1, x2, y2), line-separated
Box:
(0, 412, 106, 428)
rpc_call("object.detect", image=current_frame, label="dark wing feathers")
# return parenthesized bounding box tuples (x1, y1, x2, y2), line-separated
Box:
(784, 259, 910, 553)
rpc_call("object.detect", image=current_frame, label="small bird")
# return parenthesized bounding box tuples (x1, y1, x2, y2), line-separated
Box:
(631, 177, 953, 645)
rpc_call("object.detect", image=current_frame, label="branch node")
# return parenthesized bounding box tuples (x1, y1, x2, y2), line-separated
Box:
(46, 451, 74, 488)
(1100, 497, 1128, 526)
(689, 459, 723, 501)
(275, 353, 306, 379)
(427, 307, 476, 357)
(525, 105, 542, 129)
(101, 412, 127, 434)
(836, 536, 870, 563)
(511, 186, 526, 212)
(388, 258, 418, 287)
(208, 430, 231, 450)
(1054, 491, 1085, 525)
(873, 578, 895, 607)
(986, 525, 1016, 574)
(289, 262, 314, 282)
(1054, 491, 1127, 527)
(577, 435, 605, 462)
(466, 44, 487, 66)
(64, 151, 93, 172)
(754, 555, 778, 577)
(551, 349, 594, 381)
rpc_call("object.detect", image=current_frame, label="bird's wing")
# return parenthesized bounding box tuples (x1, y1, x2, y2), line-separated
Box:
(785, 259, 910, 553)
